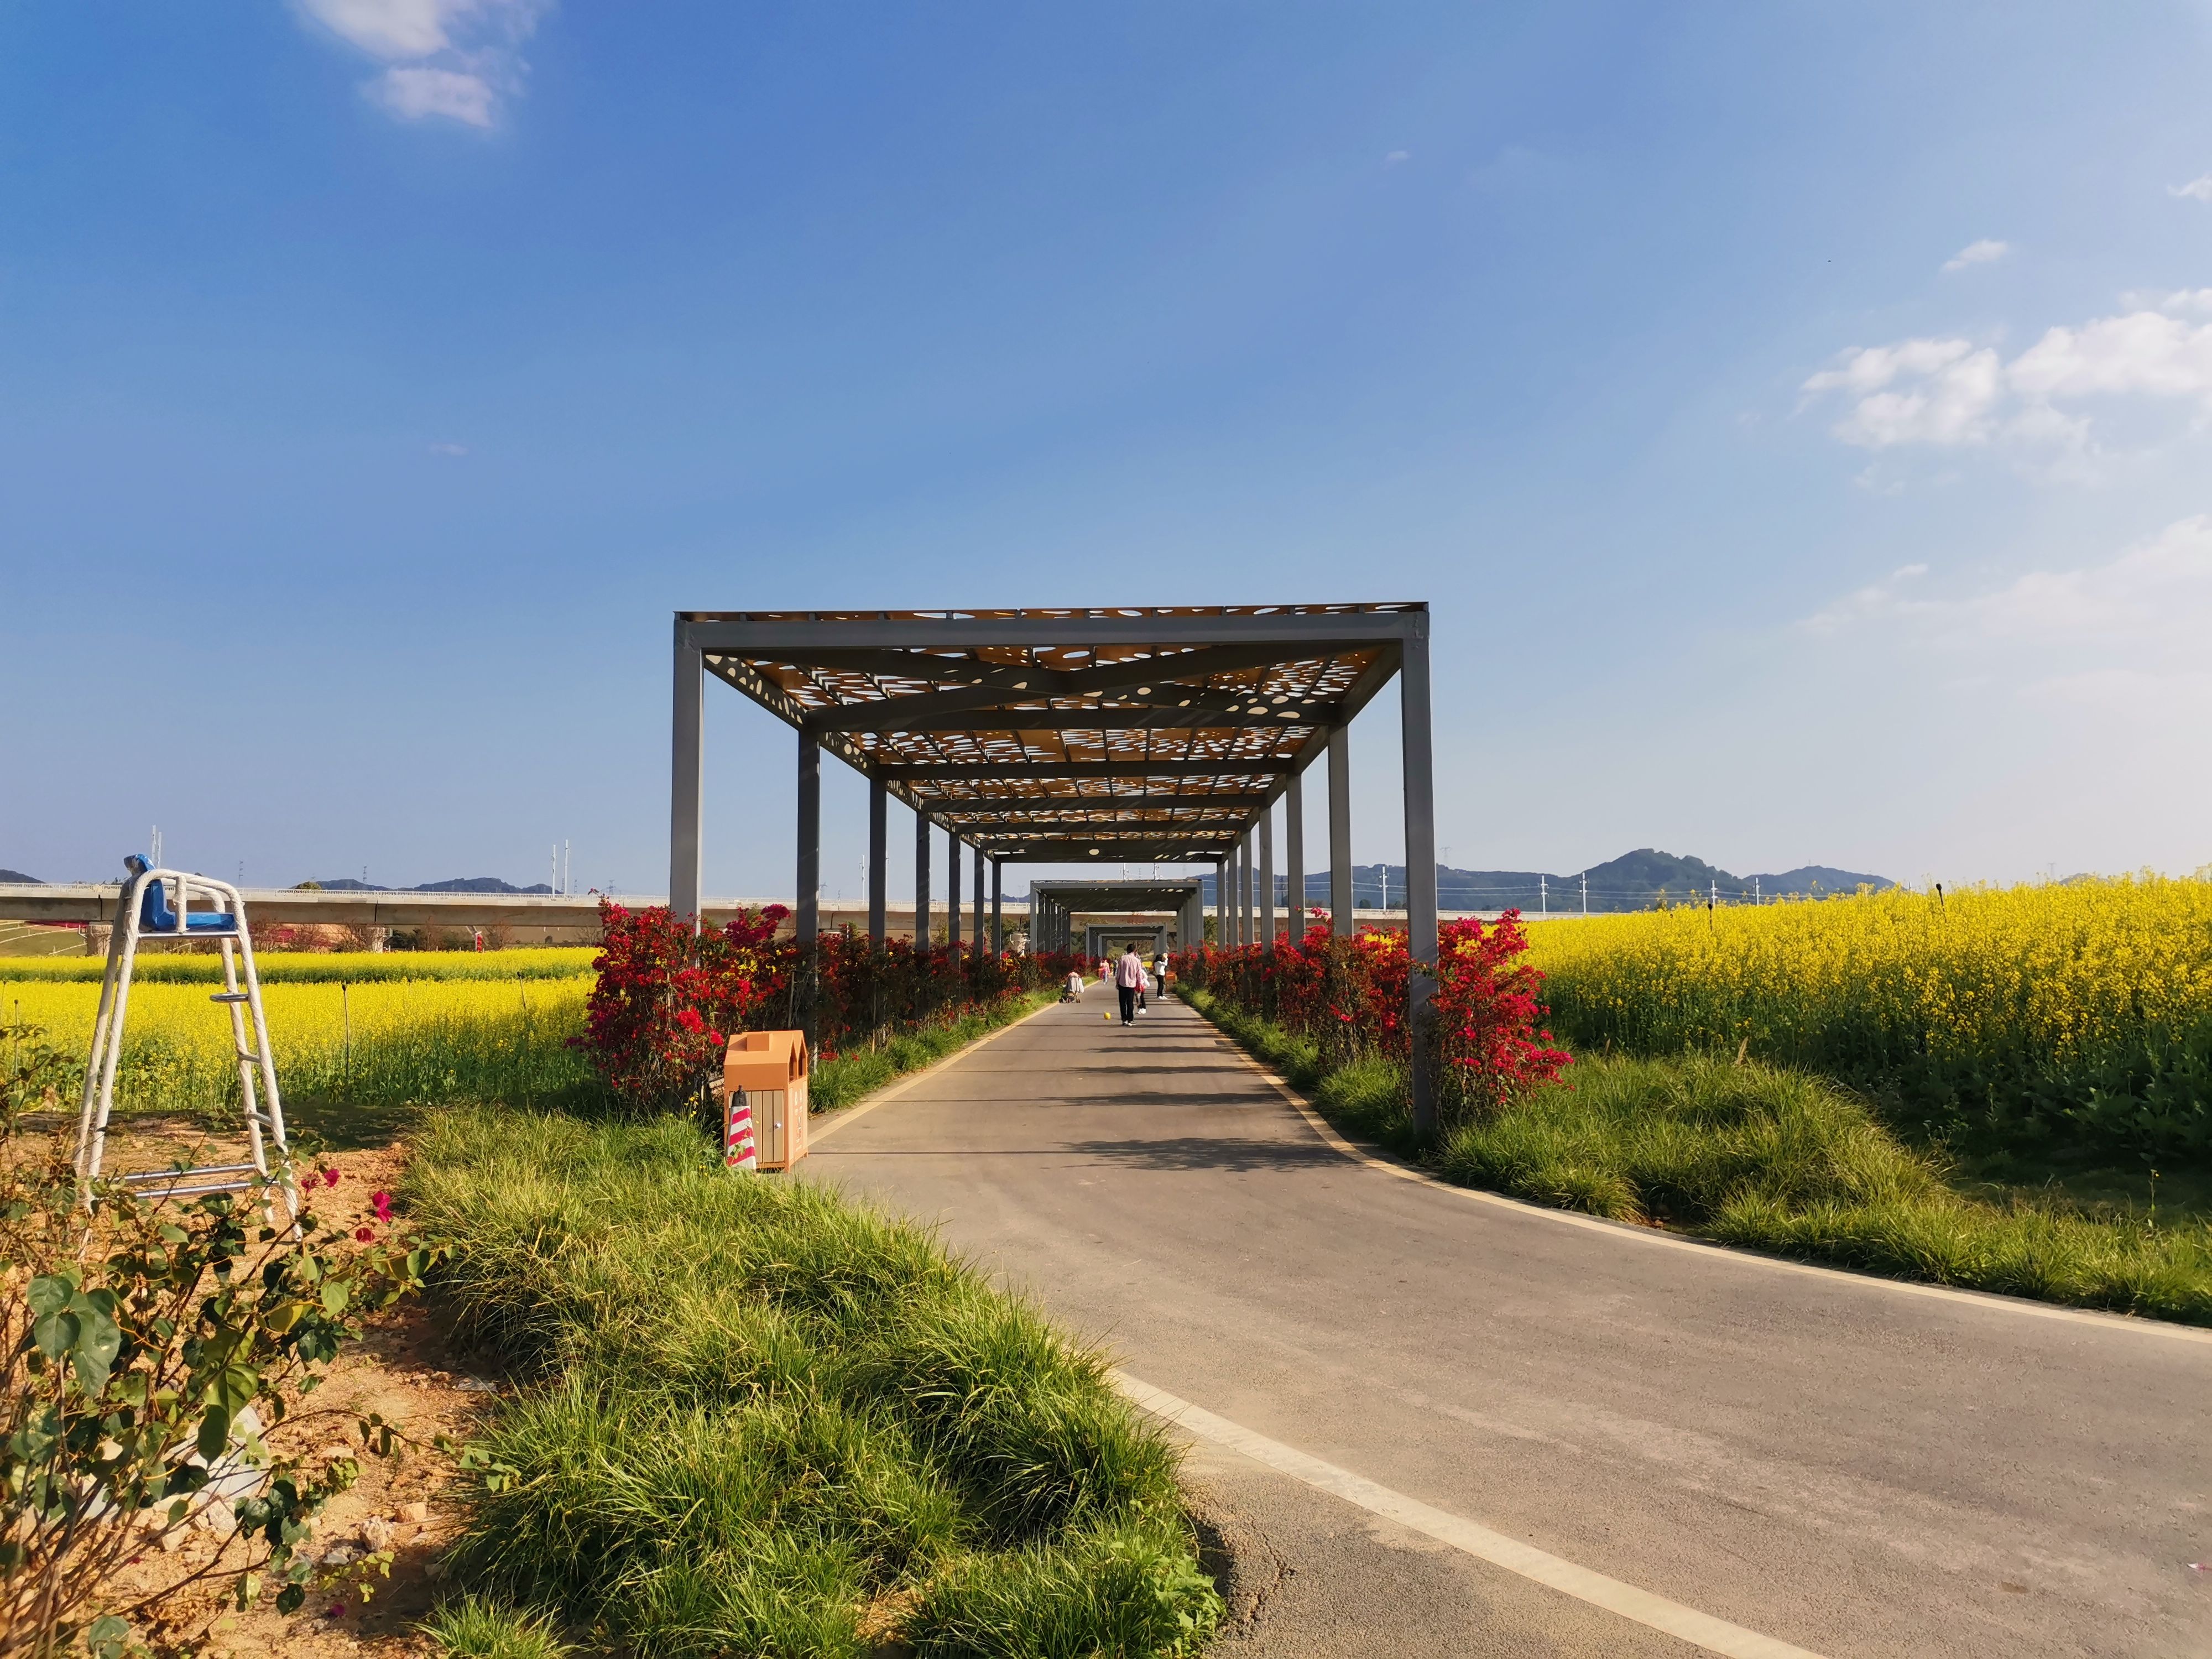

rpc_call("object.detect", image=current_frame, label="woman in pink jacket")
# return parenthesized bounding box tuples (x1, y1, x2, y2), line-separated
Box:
(1114, 946, 1147, 1025)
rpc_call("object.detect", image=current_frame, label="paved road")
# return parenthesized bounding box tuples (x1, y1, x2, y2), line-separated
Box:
(807, 985, 2212, 1658)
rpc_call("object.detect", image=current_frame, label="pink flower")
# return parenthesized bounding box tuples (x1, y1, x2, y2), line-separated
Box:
(354, 1227, 375, 1243)
(371, 1191, 393, 1223)
(321, 1168, 342, 1188)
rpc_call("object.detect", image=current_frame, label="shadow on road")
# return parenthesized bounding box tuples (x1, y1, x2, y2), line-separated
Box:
(1066, 1135, 1339, 1172)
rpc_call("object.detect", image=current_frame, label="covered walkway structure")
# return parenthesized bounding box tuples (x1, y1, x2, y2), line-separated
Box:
(669, 604, 1446, 1129)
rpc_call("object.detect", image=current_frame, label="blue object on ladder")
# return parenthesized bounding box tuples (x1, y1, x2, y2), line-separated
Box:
(125, 854, 236, 932)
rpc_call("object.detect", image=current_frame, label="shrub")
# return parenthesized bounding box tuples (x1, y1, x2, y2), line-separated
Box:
(0, 1044, 434, 1655)
(1173, 915, 1567, 1129)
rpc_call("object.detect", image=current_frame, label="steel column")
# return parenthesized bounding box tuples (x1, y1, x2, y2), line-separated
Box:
(946, 829, 961, 951)
(1285, 770, 1305, 942)
(1214, 860, 1227, 947)
(796, 733, 821, 1049)
(1328, 726, 1353, 937)
(1259, 808, 1276, 950)
(991, 860, 1004, 952)
(1238, 832, 1253, 947)
(867, 775, 888, 946)
(670, 619, 705, 929)
(1401, 620, 1439, 1140)
(972, 841, 985, 956)
(915, 808, 932, 945)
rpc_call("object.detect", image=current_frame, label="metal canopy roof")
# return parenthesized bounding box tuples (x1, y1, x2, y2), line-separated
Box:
(684, 605, 1423, 863)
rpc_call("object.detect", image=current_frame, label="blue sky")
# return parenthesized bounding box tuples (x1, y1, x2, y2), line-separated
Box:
(6, 3, 2211, 899)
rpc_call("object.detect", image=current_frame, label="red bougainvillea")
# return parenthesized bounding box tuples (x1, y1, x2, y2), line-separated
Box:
(1173, 912, 1568, 1125)
(576, 898, 1087, 1112)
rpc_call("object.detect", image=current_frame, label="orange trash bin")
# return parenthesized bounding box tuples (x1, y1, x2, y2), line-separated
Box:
(723, 1029, 810, 1171)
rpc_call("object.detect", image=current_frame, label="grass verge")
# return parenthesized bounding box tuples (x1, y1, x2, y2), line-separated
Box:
(1181, 987, 2212, 1326)
(404, 1104, 1219, 1658)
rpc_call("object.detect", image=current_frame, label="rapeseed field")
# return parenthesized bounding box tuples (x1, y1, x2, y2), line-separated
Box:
(1526, 875, 2212, 1155)
(0, 963, 593, 1120)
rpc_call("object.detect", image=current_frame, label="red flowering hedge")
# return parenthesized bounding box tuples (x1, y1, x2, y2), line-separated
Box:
(577, 898, 1082, 1112)
(1172, 912, 1569, 1126)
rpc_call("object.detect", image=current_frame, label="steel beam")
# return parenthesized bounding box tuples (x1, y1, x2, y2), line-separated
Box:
(670, 619, 705, 928)
(877, 761, 1297, 782)
(1285, 769, 1305, 942)
(1328, 726, 1353, 938)
(682, 609, 1422, 653)
(1401, 619, 1439, 1140)
(916, 790, 1272, 815)
(867, 775, 888, 946)
(808, 707, 1344, 735)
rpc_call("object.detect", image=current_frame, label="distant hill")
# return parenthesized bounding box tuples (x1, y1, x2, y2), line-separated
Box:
(312, 877, 557, 895)
(0, 869, 39, 885)
(1200, 849, 1891, 913)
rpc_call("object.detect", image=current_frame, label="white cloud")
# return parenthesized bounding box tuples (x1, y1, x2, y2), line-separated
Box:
(1940, 238, 2010, 274)
(1803, 300, 2212, 455)
(295, 0, 549, 127)
(299, 0, 452, 58)
(375, 66, 494, 126)
(1801, 338, 2004, 447)
(2171, 175, 2212, 204)
(1804, 517, 2212, 690)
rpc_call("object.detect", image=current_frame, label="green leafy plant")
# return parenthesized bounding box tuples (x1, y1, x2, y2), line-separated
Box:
(0, 1058, 436, 1658)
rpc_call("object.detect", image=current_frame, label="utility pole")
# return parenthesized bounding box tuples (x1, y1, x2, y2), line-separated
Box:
(1581, 870, 1588, 915)
(1540, 874, 1547, 915)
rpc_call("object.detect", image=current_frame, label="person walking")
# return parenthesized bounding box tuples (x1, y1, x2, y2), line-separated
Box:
(1114, 944, 1147, 1025)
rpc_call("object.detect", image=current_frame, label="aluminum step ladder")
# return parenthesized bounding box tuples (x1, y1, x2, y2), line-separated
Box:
(74, 855, 296, 1219)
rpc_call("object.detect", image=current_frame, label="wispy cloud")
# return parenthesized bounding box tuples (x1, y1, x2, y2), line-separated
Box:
(1801, 517, 2212, 713)
(1801, 289, 2212, 460)
(2171, 175, 2212, 204)
(296, 0, 551, 128)
(1940, 238, 2010, 274)
(1384, 150, 1411, 165)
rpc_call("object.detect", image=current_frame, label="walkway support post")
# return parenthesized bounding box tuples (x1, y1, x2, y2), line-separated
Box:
(867, 776, 887, 946)
(1401, 622, 1439, 1140)
(991, 859, 1003, 953)
(972, 842, 985, 957)
(670, 619, 704, 930)
(796, 733, 821, 1050)
(915, 808, 931, 945)
(1214, 861, 1227, 947)
(1239, 831, 1254, 947)
(1260, 808, 1276, 951)
(946, 828, 961, 952)
(1285, 770, 1305, 942)
(1328, 726, 1353, 938)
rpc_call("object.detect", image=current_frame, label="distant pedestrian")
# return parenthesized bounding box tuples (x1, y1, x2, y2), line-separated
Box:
(1114, 945, 1147, 1025)
(1154, 952, 1168, 996)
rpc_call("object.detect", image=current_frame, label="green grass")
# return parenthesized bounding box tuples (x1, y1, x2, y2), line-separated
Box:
(811, 989, 1058, 1114)
(1180, 988, 2212, 1326)
(422, 1594, 572, 1658)
(403, 1103, 1219, 1657)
